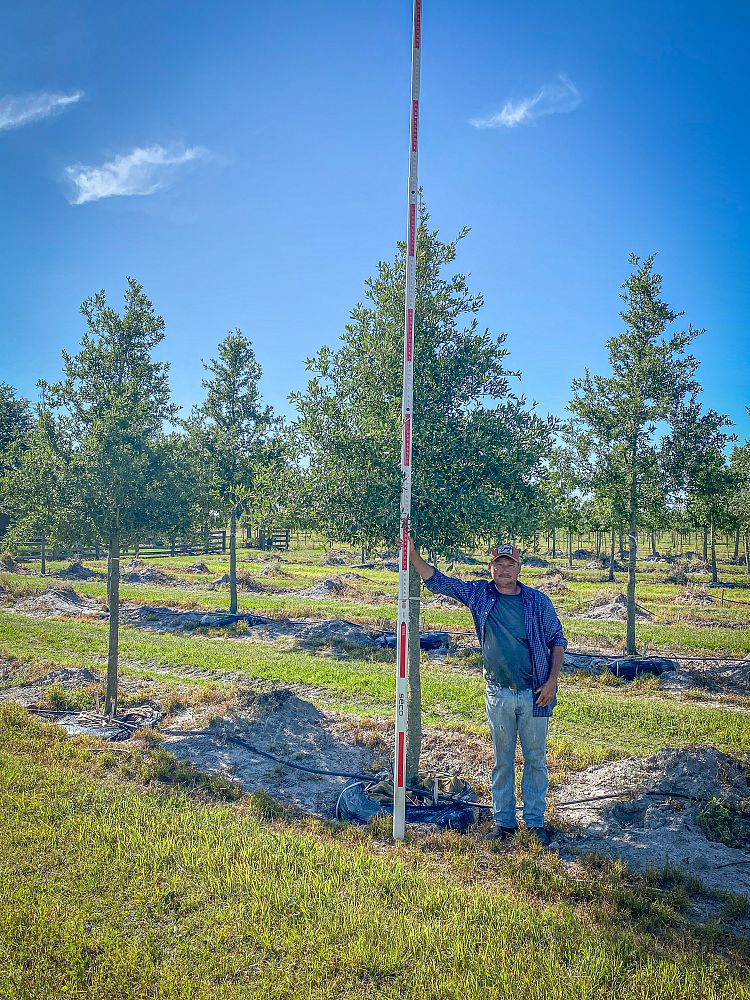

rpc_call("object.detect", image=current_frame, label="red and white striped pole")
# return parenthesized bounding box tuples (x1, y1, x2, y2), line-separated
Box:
(393, 0, 422, 842)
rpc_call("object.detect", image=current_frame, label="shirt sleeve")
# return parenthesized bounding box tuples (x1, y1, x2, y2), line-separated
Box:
(422, 568, 477, 607)
(541, 593, 567, 649)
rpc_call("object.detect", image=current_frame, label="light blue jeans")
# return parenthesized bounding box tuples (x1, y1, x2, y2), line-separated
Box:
(485, 685, 549, 828)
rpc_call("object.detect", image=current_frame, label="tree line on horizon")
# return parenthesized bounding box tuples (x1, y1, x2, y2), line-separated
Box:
(1, 204, 749, 740)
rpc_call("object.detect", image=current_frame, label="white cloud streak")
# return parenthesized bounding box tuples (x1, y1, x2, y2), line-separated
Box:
(0, 90, 84, 131)
(470, 74, 581, 129)
(65, 144, 207, 205)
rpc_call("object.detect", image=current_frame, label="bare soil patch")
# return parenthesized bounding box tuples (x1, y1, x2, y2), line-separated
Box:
(535, 573, 570, 595)
(676, 585, 714, 605)
(578, 592, 652, 622)
(163, 689, 377, 818)
(57, 561, 102, 580)
(554, 747, 750, 897)
(285, 577, 361, 601)
(13, 588, 105, 619)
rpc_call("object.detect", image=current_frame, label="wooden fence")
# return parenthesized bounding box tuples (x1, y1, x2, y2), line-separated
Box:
(15, 530, 227, 561)
(244, 526, 290, 550)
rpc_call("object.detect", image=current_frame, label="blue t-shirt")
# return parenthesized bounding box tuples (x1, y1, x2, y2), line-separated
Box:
(482, 591, 533, 689)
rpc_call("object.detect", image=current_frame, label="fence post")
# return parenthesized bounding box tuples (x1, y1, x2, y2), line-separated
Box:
(222, 530, 226, 553)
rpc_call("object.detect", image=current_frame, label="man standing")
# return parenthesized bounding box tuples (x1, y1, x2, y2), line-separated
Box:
(405, 538, 566, 845)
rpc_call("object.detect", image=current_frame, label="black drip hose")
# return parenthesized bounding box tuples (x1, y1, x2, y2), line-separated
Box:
(27, 712, 745, 816)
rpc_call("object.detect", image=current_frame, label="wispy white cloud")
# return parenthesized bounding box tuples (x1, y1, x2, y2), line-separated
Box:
(65, 144, 207, 205)
(470, 74, 581, 129)
(0, 90, 84, 131)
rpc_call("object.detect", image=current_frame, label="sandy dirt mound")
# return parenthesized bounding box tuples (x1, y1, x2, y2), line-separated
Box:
(163, 689, 376, 818)
(0, 554, 31, 574)
(659, 658, 750, 697)
(684, 558, 710, 573)
(535, 573, 570, 595)
(321, 548, 351, 566)
(14, 588, 105, 619)
(578, 592, 652, 622)
(423, 594, 463, 609)
(0, 666, 103, 706)
(522, 556, 548, 568)
(674, 585, 714, 606)
(121, 560, 178, 585)
(286, 578, 358, 601)
(257, 564, 290, 578)
(57, 561, 101, 580)
(119, 605, 268, 631)
(186, 561, 211, 574)
(555, 747, 750, 896)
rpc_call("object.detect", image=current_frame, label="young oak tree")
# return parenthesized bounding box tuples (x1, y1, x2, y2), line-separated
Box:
(729, 435, 750, 571)
(38, 278, 181, 715)
(568, 254, 701, 654)
(292, 205, 554, 779)
(189, 330, 278, 614)
(0, 408, 70, 574)
(0, 384, 33, 540)
(661, 397, 735, 584)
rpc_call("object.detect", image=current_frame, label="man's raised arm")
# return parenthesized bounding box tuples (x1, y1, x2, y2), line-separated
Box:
(404, 535, 434, 582)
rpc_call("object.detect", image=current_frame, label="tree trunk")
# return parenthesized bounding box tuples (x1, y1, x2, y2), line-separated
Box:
(626, 465, 638, 656)
(702, 525, 708, 561)
(734, 528, 740, 562)
(744, 534, 749, 573)
(650, 528, 656, 556)
(229, 509, 238, 615)
(595, 531, 602, 559)
(551, 527, 556, 559)
(105, 531, 120, 716)
(405, 562, 422, 783)
(567, 529, 572, 568)
(608, 527, 616, 583)
(710, 517, 718, 584)
(40, 534, 46, 576)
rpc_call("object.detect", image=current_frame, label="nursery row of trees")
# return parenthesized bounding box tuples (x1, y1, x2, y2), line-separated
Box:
(1, 204, 749, 714)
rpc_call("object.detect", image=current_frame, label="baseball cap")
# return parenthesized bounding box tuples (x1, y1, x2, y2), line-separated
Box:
(490, 544, 521, 565)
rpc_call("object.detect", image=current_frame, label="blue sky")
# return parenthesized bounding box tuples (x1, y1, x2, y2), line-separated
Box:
(1, 0, 748, 440)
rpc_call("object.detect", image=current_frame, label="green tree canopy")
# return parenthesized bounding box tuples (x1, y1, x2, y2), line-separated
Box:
(292, 204, 554, 555)
(568, 253, 702, 652)
(37, 277, 183, 713)
(189, 330, 280, 614)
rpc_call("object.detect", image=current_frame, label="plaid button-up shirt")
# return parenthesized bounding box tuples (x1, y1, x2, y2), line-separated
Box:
(423, 569, 567, 718)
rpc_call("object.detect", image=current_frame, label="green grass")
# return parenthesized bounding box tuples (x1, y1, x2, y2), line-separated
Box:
(4, 564, 750, 653)
(2, 704, 750, 1000)
(2, 611, 749, 769)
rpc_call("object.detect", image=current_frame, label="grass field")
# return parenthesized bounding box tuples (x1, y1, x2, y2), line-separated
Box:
(3, 705, 750, 1000)
(2, 542, 750, 997)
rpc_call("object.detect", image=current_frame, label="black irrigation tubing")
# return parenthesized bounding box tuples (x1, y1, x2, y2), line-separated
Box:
(25, 711, 750, 828)
(161, 728, 437, 801)
(163, 727, 742, 816)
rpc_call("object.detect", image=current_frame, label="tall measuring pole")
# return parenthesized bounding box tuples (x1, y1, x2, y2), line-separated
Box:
(393, 0, 422, 842)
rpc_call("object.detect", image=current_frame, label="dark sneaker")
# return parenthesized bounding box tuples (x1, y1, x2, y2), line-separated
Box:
(485, 825, 518, 842)
(527, 826, 553, 847)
